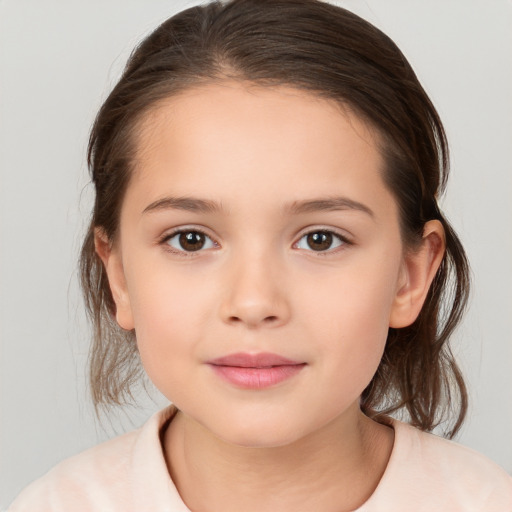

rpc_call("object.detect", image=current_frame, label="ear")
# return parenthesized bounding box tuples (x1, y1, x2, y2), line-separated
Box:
(94, 228, 135, 331)
(389, 220, 445, 328)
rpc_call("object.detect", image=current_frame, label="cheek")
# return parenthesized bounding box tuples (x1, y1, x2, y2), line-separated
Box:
(303, 251, 400, 328)
(305, 303, 387, 414)
(124, 266, 214, 389)
(302, 257, 401, 378)
(127, 253, 212, 328)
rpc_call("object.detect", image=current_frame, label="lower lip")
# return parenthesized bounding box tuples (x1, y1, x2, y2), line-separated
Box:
(209, 364, 306, 389)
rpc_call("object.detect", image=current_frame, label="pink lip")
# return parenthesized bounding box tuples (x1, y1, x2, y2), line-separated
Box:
(207, 352, 306, 389)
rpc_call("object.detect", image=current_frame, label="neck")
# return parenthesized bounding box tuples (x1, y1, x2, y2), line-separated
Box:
(163, 405, 394, 512)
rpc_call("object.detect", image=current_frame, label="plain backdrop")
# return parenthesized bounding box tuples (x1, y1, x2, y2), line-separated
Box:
(1, 0, 511, 507)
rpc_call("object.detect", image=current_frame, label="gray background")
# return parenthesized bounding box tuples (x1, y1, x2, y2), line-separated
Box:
(1, 0, 511, 507)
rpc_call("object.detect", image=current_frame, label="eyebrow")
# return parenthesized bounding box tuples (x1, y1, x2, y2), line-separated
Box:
(286, 197, 374, 217)
(143, 196, 223, 215)
(142, 195, 374, 217)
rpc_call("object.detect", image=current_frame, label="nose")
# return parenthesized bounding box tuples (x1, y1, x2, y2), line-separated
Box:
(219, 248, 291, 329)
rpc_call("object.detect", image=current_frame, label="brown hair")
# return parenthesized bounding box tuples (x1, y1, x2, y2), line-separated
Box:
(80, 0, 469, 438)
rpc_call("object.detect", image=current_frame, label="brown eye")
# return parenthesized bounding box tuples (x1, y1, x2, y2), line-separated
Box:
(296, 230, 345, 252)
(179, 232, 205, 251)
(307, 232, 332, 251)
(166, 230, 215, 252)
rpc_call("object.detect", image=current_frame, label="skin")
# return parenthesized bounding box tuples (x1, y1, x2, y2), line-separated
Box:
(96, 81, 445, 512)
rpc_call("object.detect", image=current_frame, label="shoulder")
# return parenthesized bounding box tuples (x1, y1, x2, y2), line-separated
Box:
(8, 430, 138, 511)
(8, 406, 184, 512)
(365, 419, 512, 511)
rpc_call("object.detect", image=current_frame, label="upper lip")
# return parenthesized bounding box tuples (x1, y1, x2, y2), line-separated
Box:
(207, 352, 304, 368)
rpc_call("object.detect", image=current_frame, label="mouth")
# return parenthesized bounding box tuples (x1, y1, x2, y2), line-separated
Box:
(206, 352, 307, 389)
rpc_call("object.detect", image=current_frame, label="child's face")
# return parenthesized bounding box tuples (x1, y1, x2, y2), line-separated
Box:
(103, 82, 415, 447)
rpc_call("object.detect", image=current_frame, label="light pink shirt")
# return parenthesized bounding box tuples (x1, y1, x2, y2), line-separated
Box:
(9, 406, 512, 511)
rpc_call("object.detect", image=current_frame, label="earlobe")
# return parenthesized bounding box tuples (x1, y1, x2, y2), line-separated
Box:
(389, 220, 445, 328)
(94, 228, 135, 331)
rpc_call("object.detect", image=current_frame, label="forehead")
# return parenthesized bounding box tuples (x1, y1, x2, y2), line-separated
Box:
(125, 81, 394, 218)
(135, 81, 379, 160)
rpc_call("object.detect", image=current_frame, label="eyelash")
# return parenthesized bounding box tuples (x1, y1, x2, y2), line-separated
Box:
(159, 227, 352, 257)
(159, 227, 216, 258)
(294, 230, 351, 256)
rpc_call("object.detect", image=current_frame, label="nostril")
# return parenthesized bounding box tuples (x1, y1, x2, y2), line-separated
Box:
(227, 315, 279, 325)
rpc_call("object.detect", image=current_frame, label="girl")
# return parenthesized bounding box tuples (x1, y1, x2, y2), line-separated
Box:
(8, 0, 512, 510)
